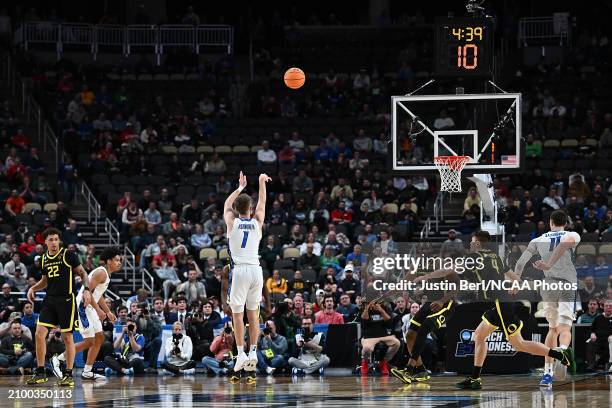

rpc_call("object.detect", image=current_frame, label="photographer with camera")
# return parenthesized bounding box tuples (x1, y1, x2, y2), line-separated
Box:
(202, 324, 235, 375)
(288, 316, 330, 376)
(185, 305, 214, 361)
(45, 327, 65, 374)
(103, 317, 145, 376)
(257, 320, 288, 375)
(135, 303, 162, 374)
(0, 312, 32, 341)
(161, 321, 196, 375)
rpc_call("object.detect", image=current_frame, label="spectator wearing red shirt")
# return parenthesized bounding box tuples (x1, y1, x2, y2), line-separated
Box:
(11, 129, 29, 151)
(5, 190, 25, 217)
(152, 243, 177, 270)
(97, 141, 115, 161)
(278, 143, 296, 166)
(6, 157, 27, 183)
(315, 295, 345, 325)
(57, 72, 74, 93)
(330, 201, 353, 224)
(18, 236, 36, 257)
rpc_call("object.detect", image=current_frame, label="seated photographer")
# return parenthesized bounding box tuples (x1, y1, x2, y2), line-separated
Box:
(257, 320, 288, 375)
(288, 316, 330, 376)
(360, 300, 400, 376)
(202, 325, 235, 375)
(0, 319, 33, 375)
(103, 317, 145, 376)
(161, 322, 196, 375)
(45, 327, 65, 374)
(185, 306, 215, 361)
(135, 303, 162, 374)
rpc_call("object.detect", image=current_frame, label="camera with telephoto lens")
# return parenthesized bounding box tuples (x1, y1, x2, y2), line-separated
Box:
(54, 331, 61, 339)
(223, 326, 232, 335)
(192, 312, 201, 319)
(172, 332, 182, 354)
(127, 324, 135, 332)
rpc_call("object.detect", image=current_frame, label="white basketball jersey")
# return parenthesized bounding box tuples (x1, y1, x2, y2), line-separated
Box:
(228, 217, 261, 266)
(528, 230, 580, 283)
(78, 266, 110, 302)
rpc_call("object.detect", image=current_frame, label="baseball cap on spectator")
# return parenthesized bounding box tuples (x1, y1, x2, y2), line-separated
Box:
(43, 218, 51, 225)
(449, 229, 457, 234)
(9, 312, 22, 320)
(344, 263, 354, 272)
(315, 289, 325, 297)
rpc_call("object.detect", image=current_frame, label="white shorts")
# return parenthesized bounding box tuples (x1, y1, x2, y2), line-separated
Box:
(541, 286, 576, 327)
(228, 265, 263, 313)
(76, 297, 102, 339)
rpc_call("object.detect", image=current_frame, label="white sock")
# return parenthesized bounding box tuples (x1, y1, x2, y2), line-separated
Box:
(559, 344, 568, 350)
(544, 362, 554, 375)
(249, 345, 257, 353)
(84, 365, 92, 373)
(58, 353, 65, 361)
(608, 339, 612, 363)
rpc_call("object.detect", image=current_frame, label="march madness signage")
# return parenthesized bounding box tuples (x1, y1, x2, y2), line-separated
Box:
(446, 303, 535, 374)
(455, 329, 518, 357)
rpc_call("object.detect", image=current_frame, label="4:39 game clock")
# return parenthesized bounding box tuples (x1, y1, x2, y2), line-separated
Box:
(434, 17, 493, 77)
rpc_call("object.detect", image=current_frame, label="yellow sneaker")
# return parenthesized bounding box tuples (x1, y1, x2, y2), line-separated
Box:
(57, 374, 75, 387)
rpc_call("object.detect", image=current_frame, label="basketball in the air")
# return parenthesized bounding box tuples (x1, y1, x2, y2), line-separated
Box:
(284, 67, 305, 89)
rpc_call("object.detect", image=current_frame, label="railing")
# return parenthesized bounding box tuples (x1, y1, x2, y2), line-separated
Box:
(105, 218, 120, 245)
(122, 246, 138, 292)
(433, 191, 444, 233)
(518, 15, 571, 47)
(420, 217, 431, 240)
(80, 181, 101, 233)
(21, 21, 234, 61)
(105, 288, 126, 306)
(141, 268, 155, 298)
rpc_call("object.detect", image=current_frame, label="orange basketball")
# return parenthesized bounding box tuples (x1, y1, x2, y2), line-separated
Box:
(284, 67, 305, 89)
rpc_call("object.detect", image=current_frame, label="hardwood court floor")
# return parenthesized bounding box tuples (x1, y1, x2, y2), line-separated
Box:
(0, 372, 609, 407)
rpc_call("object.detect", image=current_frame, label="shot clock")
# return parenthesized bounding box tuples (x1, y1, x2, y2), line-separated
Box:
(434, 17, 493, 77)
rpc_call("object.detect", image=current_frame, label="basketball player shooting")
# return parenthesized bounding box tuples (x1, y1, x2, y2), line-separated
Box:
(514, 210, 580, 387)
(51, 247, 123, 381)
(223, 171, 271, 378)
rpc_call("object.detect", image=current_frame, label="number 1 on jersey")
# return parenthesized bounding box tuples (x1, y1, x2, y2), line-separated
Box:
(241, 231, 249, 248)
(548, 236, 561, 252)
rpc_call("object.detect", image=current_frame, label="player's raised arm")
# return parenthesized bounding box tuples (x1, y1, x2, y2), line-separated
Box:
(254, 173, 272, 228)
(223, 171, 248, 231)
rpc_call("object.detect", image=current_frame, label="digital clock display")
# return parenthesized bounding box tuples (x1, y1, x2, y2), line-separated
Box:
(434, 17, 492, 77)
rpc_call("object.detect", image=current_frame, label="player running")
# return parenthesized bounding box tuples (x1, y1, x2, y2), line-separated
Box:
(51, 247, 123, 381)
(413, 231, 574, 390)
(391, 267, 460, 384)
(26, 228, 92, 386)
(223, 171, 271, 383)
(514, 210, 580, 387)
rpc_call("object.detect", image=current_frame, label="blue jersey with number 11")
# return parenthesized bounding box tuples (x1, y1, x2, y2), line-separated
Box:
(228, 218, 261, 266)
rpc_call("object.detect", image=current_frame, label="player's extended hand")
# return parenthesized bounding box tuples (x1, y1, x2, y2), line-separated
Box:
(259, 173, 272, 183)
(107, 312, 117, 323)
(26, 288, 35, 304)
(239, 171, 247, 189)
(533, 260, 551, 271)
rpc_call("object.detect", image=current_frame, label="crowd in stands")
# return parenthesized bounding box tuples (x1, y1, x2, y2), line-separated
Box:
(0, 5, 608, 376)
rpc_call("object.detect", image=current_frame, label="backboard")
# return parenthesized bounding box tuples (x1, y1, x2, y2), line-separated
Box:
(391, 93, 522, 174)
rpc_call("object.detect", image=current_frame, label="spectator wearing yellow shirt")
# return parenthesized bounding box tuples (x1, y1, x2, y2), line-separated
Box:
(79, 84, 95, 106)
(266, 270, 288, 295)
(463, 188, 481, 214)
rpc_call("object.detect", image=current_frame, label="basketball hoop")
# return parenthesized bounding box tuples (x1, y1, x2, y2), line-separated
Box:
(434, 156, 471, 193)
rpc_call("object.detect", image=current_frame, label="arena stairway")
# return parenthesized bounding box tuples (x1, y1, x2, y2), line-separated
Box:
(416, 192, 466, 243)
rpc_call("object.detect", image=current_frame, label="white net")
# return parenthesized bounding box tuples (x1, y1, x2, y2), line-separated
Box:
(434, 156, 470, 193)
